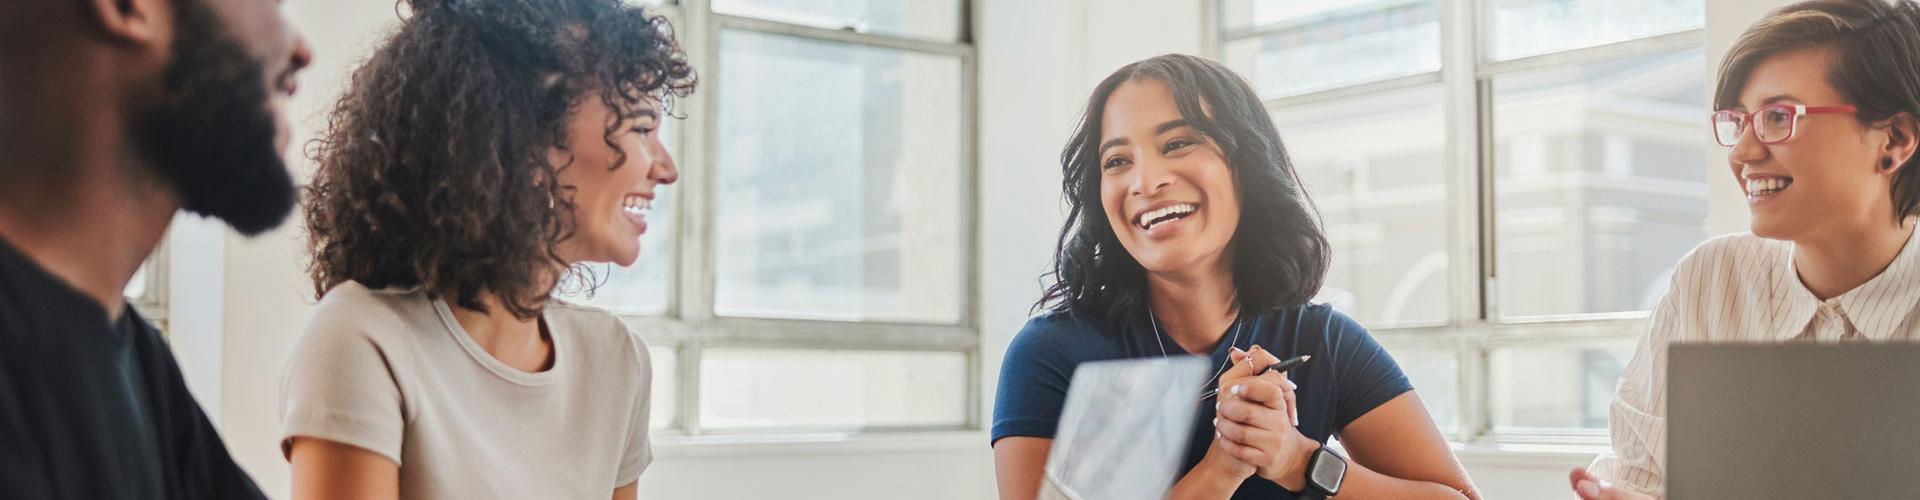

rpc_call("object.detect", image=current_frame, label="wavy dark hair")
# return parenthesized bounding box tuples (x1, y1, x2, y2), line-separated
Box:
(305, 0, 695, 319)
(1037, 54, 1330, 327)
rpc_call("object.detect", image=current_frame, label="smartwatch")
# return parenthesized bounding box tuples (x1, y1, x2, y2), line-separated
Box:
(1301, 443, 1348, 498)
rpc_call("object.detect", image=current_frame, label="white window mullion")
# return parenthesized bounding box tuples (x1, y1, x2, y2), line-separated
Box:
(679, 0, 719, 436)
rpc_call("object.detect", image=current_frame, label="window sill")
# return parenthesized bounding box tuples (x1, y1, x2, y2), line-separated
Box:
(648, 431, 1603, 468)
(1450, 441, 1605, 468)
(652, 430, 986, 459)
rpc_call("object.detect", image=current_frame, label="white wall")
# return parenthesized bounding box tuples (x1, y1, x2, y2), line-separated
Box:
(163, 0, 1777, 499)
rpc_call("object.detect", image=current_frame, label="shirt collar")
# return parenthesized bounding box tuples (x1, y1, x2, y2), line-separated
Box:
(1834, 225, 1920, 341)
(1783, 226, 1920, 341)
(1775, 270, 1820, 341)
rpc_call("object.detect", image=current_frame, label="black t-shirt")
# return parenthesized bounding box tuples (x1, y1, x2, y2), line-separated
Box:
(0, 237, 264, 499)
(992, 304, 1414, 499)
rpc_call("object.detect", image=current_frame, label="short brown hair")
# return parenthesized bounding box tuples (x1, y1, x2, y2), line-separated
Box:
(1716, 0, 1920, 219)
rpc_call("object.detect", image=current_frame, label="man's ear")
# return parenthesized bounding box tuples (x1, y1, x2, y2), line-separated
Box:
(1881, 111, 1920, 175)
(80, 0, 171, 47)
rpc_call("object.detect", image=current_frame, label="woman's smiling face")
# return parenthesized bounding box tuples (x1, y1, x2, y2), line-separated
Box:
(554, 95, 678, 267)
(1098, 78, 1241, 277)
(1726, 48, 1895, 241)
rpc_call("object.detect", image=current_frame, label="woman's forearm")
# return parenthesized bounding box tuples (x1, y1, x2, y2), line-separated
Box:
(1168, 462, 1242, 500)
(1333, 459, 1477, 500)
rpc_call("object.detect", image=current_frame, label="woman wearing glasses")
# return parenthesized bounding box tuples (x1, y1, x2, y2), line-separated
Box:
(1571, 1, 1920, 499)
(991, 54, 1479, 500)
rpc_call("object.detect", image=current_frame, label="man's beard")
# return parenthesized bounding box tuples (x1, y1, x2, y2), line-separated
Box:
(133, 0, 296, 237)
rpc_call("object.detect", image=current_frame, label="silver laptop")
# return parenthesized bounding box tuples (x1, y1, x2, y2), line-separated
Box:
(1668, 343, 1920, 499)
(1040, 356, 1209, 500)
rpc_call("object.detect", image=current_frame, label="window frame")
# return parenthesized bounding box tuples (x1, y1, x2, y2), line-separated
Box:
(1207, 0, 1704, 444)
(614, 0, 980, 436)
(132, 241, 170, 329)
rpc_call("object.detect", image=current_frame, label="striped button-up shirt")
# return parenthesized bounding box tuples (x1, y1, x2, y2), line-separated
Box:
(1588, 227, 1920, 497)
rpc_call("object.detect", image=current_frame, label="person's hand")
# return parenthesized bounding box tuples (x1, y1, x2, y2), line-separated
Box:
(1194, 428, 1257, 483)
(1569, 468, 1654, 500)
(1214, 345, 1317, 491)
(1173, 416, 1256, 498)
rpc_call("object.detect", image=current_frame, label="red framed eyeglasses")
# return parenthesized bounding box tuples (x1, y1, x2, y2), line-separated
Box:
(1711, 104, 1858, 147)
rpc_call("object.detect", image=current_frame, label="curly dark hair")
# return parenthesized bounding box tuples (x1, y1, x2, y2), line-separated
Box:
(1037, 54, 1330, 328)
(304, 0, 696, 319)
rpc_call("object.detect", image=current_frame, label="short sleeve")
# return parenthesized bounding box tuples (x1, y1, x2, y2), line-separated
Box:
(990, 317, 1080, 445)
(1319, 308, 1414, 432)
(279, 312, 408, 465)
(615, 329, 654, 487)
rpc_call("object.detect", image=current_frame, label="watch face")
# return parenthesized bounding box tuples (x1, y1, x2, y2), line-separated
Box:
(1310, 448, 1348, 493)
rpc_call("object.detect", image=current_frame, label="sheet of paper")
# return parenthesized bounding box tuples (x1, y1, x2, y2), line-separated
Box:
(1042, 356, 1209, 500)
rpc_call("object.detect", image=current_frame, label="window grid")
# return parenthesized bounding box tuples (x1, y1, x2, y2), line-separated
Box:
(1211, 0, 1703, 444)
(618, 0, 980, 437)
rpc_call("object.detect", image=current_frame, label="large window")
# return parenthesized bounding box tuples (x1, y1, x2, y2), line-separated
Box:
(569, 0, 975, 435)
(1216, 0, 1706, 440)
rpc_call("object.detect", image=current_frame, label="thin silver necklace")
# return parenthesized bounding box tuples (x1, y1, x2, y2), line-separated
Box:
(1148, 307, 1243, 401)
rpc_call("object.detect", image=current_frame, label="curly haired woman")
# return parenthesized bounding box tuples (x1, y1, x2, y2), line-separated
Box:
(278, 0, 694, 498)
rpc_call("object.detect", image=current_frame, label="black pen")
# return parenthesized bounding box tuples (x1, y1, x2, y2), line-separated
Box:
(1253, 355, 1310, 376)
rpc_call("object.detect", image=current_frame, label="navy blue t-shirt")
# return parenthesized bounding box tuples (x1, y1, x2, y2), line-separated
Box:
(992, 303, 1413, 499)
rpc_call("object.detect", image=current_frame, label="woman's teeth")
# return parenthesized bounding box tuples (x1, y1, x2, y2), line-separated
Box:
(622, 195, 652, 216)
(1137, 203, 1197, 230)
(1747, 177, 1792, 196)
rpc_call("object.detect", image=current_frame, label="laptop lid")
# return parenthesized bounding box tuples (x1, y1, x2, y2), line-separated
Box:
(1668, 343, 1920, 499)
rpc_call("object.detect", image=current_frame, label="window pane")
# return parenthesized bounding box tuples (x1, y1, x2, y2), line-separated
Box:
(125, 263, 149, 300)
(713, 0, 960, 41)
(1487, 0, 1703, 61)
(650, 344, 678, 429)
(713, 30, 966, 324)
(699, 348, 967, 429)
(1272, 87, 1449, 326)
(1492, 49, 1709, 318)
(1219, 0, 1439, 99)
(1490, 340, 1635, 431)
(1385, 345, 1458, 430)
(1219, 0, 1417, 31)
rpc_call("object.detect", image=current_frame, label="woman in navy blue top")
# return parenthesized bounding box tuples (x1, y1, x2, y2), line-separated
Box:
(991, 55, 1478, 500)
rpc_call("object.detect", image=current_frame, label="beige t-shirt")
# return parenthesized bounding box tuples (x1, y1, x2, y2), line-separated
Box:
(280, 281, 653, 499)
